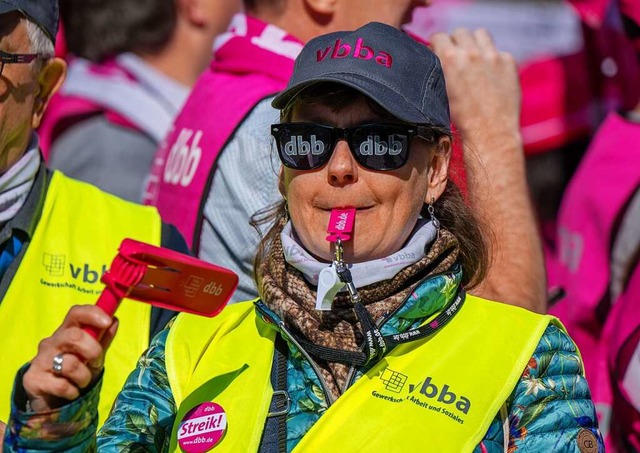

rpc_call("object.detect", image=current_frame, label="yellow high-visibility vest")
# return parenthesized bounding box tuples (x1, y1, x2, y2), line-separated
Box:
(0, 171, 161, 425)
(166, 295, 561, 452)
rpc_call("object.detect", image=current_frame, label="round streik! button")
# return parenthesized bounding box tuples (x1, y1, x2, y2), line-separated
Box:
(177, 402, 227, 452)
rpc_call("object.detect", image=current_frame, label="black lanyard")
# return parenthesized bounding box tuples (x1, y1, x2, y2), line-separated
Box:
(293, 286, 466, 367)
(258, 282, 465, 452)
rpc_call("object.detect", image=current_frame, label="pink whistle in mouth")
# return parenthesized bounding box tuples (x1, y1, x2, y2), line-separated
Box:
(326, 207, 356, 242)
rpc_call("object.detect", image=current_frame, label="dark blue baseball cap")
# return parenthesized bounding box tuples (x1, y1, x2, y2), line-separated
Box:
(0, 0, 58, 43)
(272, 22, 450, 130)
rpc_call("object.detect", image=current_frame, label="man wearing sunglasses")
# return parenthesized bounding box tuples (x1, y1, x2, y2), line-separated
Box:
(145, 0, 547, 315)
(0, 0, 188, 434)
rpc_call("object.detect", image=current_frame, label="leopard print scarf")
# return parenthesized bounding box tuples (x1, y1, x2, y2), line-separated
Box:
(259, 225, 460, 400)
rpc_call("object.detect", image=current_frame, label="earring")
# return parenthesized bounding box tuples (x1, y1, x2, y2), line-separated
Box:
(427, 197, 440, 237)
(282, 197, 290, 221)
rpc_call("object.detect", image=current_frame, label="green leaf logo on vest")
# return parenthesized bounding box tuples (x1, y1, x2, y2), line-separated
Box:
(375, 368, 471, 425)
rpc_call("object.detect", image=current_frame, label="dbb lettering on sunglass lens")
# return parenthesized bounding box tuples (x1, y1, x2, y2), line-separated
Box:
(284, 134, 403, 157)
(359, 136, 403, 156)
(284, 135, 325, 156)
(271, 122, 431, 171)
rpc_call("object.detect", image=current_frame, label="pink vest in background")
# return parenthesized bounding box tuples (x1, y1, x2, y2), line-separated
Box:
(605, 264, 640, 451)
(39, 57, 177, 160)
(618, 0, 640, 53)
(547, 112, 640, 449)
(143, 15, 300, 248)
(568, 0, 611, 26)
(406, 0, 640, 155)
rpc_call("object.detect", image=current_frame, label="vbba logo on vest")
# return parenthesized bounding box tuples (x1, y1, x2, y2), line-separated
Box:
(42, 253, 66, 276)
(316, 38, 393, 68)
(41, 253, 108, 295)
(374, 368, 471, 425)
(407, 377, 470, 424)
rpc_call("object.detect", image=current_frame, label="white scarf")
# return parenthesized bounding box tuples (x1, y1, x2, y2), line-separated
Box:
(281, 218, 437, 288)
(0, 135, 40, 225)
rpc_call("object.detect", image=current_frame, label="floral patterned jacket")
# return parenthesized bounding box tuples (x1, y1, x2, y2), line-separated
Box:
(5, 270, 604, 452)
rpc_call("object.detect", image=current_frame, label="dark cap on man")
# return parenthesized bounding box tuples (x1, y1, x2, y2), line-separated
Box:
(272, 21, 450, 130)
(0, 0, 59, 42)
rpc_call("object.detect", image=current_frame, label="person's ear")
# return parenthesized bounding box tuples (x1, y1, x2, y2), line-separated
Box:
(31, 58, 66, 129)
(178, 0, 209, 27)
(425, 135, 452, 203)
(304, 0, 338, 16)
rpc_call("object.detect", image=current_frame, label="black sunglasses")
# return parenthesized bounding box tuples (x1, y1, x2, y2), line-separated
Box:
(0, 50, 39, 77)
(271, 122, 434, 171)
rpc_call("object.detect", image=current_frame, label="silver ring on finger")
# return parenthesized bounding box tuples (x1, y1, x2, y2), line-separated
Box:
(52, 353, 64, 377)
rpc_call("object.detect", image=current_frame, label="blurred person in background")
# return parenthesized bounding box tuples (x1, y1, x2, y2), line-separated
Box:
(0, 0, 188, 433)
(546, 0, 640, 450)
(144, 0, 546, 313)
(406, 0, 640, 256)
(39, 0, 242, 202)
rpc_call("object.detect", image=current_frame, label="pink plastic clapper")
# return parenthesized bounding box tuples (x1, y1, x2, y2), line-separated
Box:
(84, 238, 239, 338)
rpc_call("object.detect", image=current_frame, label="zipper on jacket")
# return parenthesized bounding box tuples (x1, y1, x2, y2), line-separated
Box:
(343, 354, 362, 393)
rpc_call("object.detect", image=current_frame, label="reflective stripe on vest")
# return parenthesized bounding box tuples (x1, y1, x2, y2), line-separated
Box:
(0, 171, 161, 424)
(166, 296, 558, 452)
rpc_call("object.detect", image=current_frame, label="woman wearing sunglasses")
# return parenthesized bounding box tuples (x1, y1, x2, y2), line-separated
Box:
(6, 22, 602, 452)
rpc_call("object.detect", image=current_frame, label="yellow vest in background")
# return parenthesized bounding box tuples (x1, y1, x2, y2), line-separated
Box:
(166, 296, 561, 452)
(0, 171, 161, 425)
